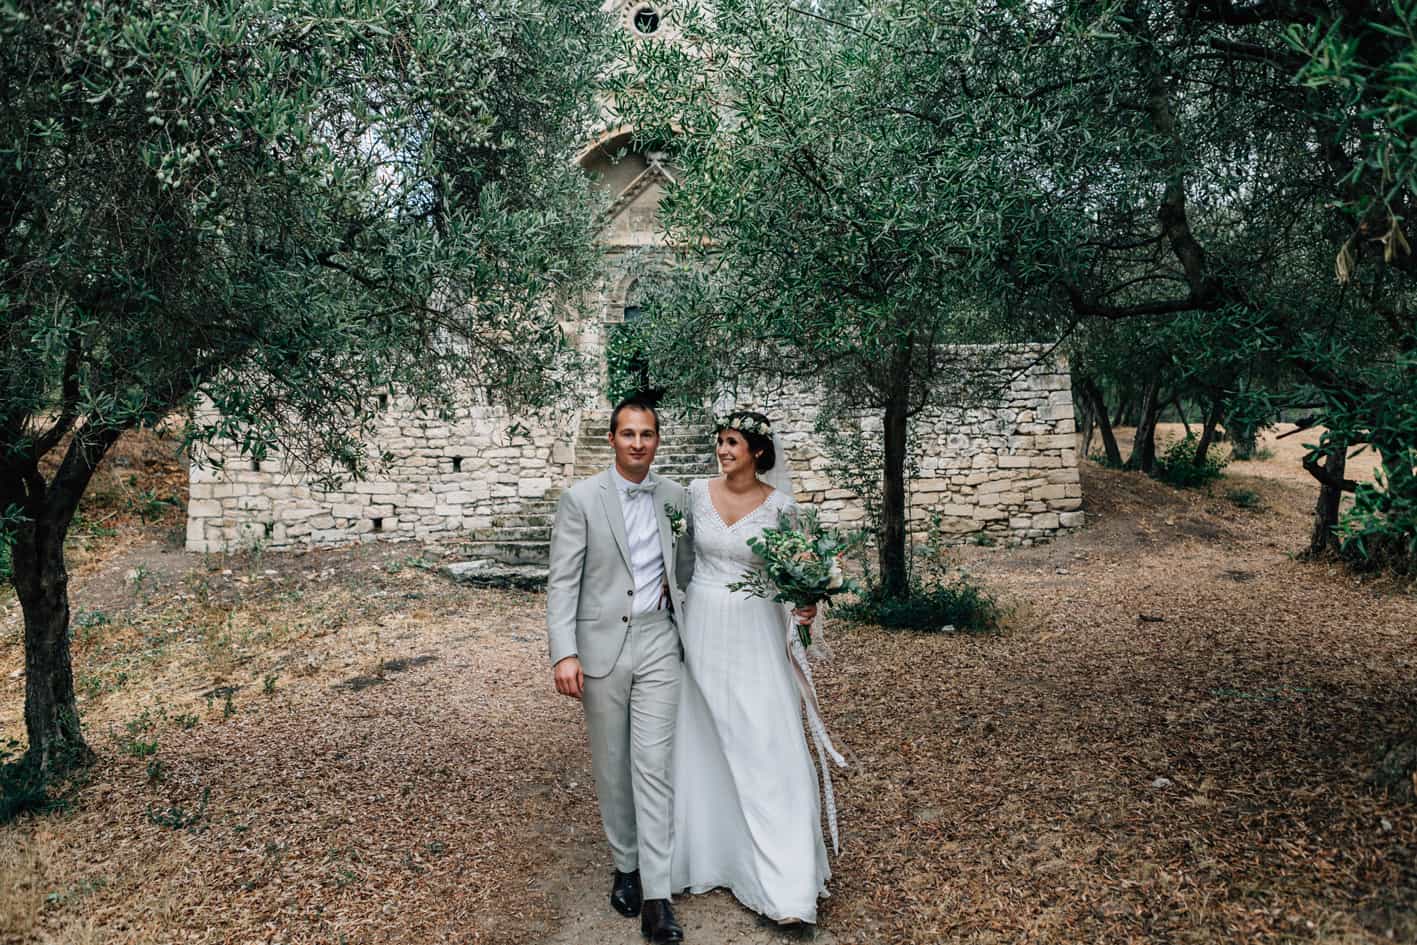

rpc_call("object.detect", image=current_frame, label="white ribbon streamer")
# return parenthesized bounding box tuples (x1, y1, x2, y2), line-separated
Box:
(783, 606, 847, 855)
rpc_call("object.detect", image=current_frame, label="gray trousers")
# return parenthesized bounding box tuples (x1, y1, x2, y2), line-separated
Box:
(581, 610, 680, 899)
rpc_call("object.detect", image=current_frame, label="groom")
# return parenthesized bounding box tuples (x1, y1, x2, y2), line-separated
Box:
(547, 396, 692, 944)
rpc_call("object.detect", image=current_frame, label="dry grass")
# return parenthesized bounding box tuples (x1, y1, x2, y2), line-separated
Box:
(0, 425, 1414, 944)
(0, 834, 45, 941)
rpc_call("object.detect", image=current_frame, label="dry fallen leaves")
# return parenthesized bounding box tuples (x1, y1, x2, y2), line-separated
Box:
(0, 425, 1412, 944)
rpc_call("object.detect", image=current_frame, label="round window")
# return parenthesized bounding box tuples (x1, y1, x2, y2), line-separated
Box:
(632, 5, 661, 35)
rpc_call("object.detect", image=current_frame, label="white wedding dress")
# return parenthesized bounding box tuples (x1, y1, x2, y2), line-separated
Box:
(670, 478, 831, 922)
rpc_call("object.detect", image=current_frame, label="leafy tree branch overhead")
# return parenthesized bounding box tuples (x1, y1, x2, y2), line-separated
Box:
(0, 0, 613, 776)
(614, 0, 1051, 599)
(618, 0, 1414, 579)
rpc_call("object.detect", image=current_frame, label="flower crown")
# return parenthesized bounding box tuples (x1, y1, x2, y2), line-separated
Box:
(714, 411, 772, 437)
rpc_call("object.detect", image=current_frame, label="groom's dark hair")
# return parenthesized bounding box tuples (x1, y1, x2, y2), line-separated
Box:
(610, 395, 661, 435)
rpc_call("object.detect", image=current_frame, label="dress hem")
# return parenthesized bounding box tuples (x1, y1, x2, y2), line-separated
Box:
(670, 879, 830, 925)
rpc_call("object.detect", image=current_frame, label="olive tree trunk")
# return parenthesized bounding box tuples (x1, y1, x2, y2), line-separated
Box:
(1079, 377, 1122, 466)
(1127, 379, 1162, 474)
(878, 365, 912, 600)
(1193, 396, 1224, 466)
(3, 426, 121, 775)
(13, 513, 88, 774)
(1307, 443, 1349, 557)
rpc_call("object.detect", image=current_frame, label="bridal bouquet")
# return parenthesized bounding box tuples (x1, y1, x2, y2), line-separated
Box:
(728, 508, 863, 649)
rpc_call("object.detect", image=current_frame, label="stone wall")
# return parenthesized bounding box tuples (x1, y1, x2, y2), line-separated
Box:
(185, 402, 576, 553)
(736, 345, 1084, 546)
(186, 347, 1084, 553)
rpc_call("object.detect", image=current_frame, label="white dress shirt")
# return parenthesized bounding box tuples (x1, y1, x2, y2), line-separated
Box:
(612, 467, 667, 617)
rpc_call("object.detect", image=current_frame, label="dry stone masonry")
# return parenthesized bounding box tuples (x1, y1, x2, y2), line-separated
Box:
(186, 403, 577, 555)
(186, 346, 1082, 556)
(752, 346, 1084, 546)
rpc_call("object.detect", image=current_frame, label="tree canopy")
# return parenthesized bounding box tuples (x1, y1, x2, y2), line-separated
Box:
(616, 0, 1051, 596)
(1, 0, 612, 774)
(621, 0, 1417, 578)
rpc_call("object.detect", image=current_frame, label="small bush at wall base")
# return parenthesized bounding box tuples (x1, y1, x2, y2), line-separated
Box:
(1155, 433, 1229, 488)
(1225, 487, 1263, 510)
(838, 577, 1001, 633)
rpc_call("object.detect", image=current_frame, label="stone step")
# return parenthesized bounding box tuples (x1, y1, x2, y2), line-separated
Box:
(457, 540, 550, 566)
(569, 453, 713, 464)
(569, 408, 719, 495)
(576, 432, 712, 446)
(578, 416, 711, 433)
(470, 525, 550, 542)
(490, 513, 554, 529)
(502, 500, 558, 514)
(572, 466, 717, 481)
(573, 448, 715, 459)
(443, 559, 548, 590)
(494, 510, 553, 526)
(569, 453, 714, 464)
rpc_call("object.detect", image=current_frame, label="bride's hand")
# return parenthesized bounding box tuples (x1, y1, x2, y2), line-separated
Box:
(792, 603, 817, 623)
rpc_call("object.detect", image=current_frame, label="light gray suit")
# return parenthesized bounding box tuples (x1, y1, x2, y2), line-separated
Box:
(547, 468, 693, 898)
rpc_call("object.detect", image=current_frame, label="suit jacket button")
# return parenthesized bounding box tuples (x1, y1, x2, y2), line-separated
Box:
(627, 589, 634, 596)
(622, 615, 629, 623)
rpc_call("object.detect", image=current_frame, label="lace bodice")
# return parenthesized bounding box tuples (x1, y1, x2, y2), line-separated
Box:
(689, 477, 797, 587)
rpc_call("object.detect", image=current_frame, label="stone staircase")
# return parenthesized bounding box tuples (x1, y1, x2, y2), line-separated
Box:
(443, 407, 716, 588)
(455, 491, 560, 567)
(571, 407, 718, 484)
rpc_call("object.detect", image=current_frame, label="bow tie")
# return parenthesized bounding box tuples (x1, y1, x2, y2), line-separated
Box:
(623, 481, 656, 497)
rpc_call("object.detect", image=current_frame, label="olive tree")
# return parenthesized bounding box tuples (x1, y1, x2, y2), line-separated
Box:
(1, 0, 611, 776)
(615, 0, 1045, 598)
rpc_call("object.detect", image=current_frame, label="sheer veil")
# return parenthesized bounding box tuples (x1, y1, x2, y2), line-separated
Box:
(756, 431, 794, 496)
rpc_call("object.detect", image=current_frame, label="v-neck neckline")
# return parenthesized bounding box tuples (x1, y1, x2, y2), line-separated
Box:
(707, 478, 774, 530)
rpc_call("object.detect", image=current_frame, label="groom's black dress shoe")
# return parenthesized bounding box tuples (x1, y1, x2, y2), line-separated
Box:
(610, 869, 643, 917)
(641, 898, 684, 943)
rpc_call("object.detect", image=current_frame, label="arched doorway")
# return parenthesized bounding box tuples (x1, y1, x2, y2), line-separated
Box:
(576, 130, 676, 405)
(605, 277, 661, 404)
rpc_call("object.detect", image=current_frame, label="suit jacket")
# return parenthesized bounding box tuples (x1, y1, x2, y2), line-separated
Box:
(546, 468, 694, 677)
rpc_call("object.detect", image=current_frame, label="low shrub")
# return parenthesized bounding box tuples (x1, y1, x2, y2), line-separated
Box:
(1339, 454, 1417, 575)
(1225, 487, 1263, 510)
(1155, 433, 1229, 488)
(838, 575, 1001, 633)
(605, 319, 653, 406)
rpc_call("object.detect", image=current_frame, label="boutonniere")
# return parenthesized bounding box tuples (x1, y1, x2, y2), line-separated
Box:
(665, 502, 688, 540)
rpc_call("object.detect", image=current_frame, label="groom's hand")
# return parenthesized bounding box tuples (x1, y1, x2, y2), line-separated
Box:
(553, 656, 584, 699)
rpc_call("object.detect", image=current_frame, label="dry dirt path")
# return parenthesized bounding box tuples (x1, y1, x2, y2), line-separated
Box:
(2, 426, 1414, 944)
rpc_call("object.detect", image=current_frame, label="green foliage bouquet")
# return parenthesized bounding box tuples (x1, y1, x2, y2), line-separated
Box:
(728, 509, 863, 649)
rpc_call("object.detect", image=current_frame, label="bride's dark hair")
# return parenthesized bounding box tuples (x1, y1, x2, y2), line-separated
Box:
(715, 410, 776, 472)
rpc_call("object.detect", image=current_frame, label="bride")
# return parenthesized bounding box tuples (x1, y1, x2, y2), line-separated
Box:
(671, 409, 840, 928)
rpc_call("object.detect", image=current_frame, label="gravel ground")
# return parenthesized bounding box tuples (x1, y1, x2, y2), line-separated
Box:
(1, 425, 1413, 944)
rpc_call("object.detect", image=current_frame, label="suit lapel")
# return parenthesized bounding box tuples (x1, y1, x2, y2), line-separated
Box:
(599, 470, 632, 570)
(650, 474, 674, 574)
